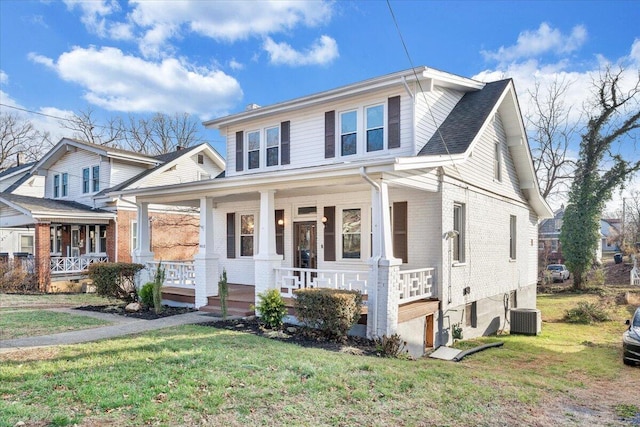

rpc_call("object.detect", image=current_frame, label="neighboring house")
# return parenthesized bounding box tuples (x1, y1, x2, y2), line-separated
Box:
(119, 67, 552, 356)
(601, 218, 621, 253)
(0, 138, 225, 291)
(0, 161, 45, 260)
(538, 206, 565, 265)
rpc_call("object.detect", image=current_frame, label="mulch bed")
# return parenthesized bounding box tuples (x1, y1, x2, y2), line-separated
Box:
(75, 304, 195, 320)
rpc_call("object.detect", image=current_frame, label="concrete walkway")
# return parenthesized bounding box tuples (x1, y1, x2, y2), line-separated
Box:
(0, 308, 221, 354)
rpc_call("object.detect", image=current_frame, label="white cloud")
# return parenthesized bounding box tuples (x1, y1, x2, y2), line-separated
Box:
(481, 23, 587, 64)
(64, 0, 121, 38)
(0, 70, 8, 85)
(27, 52, 55, 68)
(263, 35, 338, 66)
(228, 59, 244, 71)
(31, 46, 243, 119)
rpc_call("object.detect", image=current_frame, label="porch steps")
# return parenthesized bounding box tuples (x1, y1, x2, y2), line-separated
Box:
(201, 284, 255, 317)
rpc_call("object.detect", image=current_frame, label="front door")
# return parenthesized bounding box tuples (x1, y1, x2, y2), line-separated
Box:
(294, 221, 317, 271)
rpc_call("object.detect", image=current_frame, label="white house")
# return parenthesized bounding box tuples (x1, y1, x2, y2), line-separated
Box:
(119, 67, 552, 355)
(0, 138, 224, 291)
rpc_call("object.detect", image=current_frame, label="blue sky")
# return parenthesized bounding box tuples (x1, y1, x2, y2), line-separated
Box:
(1, 0, 639, 209)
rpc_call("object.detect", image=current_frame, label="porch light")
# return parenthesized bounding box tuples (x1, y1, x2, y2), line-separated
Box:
(321, 216, 328, 223)
(277, 219, 284, 226)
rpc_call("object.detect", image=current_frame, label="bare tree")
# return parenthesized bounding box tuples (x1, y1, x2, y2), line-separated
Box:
(0, 112, 49, 170)
(60, 107, 124, 146)
(527, 77, 578, 200)
(121, 112, 202, 155)
(621, 191, 640, 251)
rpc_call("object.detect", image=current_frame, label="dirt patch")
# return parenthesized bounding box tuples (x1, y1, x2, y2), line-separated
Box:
(75, 304, 195, 320)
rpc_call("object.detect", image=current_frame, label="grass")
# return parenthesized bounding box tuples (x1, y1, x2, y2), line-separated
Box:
(0, 291, 638, 426)
(0, 310, 111, 340)
(0, 292, 119, 310)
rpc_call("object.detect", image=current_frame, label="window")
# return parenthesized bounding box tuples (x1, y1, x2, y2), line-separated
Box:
(453, 203, 465, 262)
(61, 173, 68, 197)
(247, 131, 260, 169)
(53, 174, 60, 198)
(240, 214, 254, 256)
(131, 221, 138, 251)
(82, 168, 90, 193)
(342, 208, 361, 259)
(494, 141, 502, 181)
(197, 154, 204, 164)
(99, 225, 107, 253)
(340, 110, 357, 156)
(551, 240, 558, 252)
(266, 126, 280, 167)
(92, 166, 100, 192)
(366, 104, 384, 152)
(50, 226, 62, 254)
(20, 235, 34, 254)
(510, 215, 517, 259)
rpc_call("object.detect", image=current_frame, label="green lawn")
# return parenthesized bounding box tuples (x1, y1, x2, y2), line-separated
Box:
(0, 292, 638, 426)
(0, 293, 119, 310)
(0, 310, 111, 340)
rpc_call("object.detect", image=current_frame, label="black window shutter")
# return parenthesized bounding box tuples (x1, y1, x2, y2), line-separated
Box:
(325, 111, 335, 158)
(324, 206, 336, 261)
(227, 213, 236, 259)
(388, 96, 401, 149)
(235, 131, 244, 171)
(275, 209, 284, 256)
(393, 201, 408, 263)
(281, 121, 290, 165)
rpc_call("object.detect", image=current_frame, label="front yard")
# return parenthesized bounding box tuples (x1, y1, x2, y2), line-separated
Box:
(0, 288, 639, 426)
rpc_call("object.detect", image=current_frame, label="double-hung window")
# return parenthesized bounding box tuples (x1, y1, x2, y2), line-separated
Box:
(131, 220, 138, 251)
(82, 168, 90, 193)
(50, 225, 62, 254)
(510, 215, 517, 259)
(342, 208, 361, 259)
(61, 173, 68, 197)
(92, 165, 100, 192)
(340, 110, 357, 156)
(366, 104, 384, 152)
(247, 131, 260, 170)
(240, 214, 255, 256)
(266, 126, 280, 167)
(53, 174, 60, 198)
(453, 203, 465, 263)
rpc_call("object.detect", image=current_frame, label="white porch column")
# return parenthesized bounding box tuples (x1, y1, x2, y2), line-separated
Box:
(194, 197, 219, 308)
(133, 202, 155, 287)
(254, 190, 283, 309)
(367, 180, 401, 338)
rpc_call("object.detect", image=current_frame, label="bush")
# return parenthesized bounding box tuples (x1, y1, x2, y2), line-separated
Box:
(294, 288, 363, 340)
(375, 333, 409, 358)
(139, 282, 154, 307)
(564, 301, 610, 324)
(255, 288, 287, 329)
(88, 262, 144, 302)
(218, 268, 228, 320)
(152, 263, 165, 314)
(0, 259, 37, 292)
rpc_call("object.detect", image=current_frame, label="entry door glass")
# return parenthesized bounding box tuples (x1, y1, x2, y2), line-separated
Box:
(294, 222, 317, 270)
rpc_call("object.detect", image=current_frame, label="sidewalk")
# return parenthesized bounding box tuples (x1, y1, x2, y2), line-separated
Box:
(0, 309, 221, 354)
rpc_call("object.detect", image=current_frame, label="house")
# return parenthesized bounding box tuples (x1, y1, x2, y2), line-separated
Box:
(0, 138, 225, 291)
(538, 205, 564, 265)
(118, 67, 552, 356)
(601, 218, 621, 253)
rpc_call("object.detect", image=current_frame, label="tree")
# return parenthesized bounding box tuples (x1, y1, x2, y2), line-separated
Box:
(0, 112, 49, 170)
(60, 107, 123, 146)
(121, 112, 202, 155)
(561, 67, 640, 289)
(621, 191, 640, 251)
(527, 77, 578, 200)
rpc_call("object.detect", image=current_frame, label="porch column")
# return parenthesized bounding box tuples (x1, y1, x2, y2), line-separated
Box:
(133, 202, 154, 287)
(367, 180, 401, 338)
(34, 222, 51, 292)
(194, 197, 219, 308)
(254, 190, 283, 309)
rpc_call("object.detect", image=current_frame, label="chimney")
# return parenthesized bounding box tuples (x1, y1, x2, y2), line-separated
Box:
(176, 145, 183, 151)
(16, 152, 25, 166)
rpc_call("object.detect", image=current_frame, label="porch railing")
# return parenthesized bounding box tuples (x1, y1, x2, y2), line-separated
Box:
(146, 261, 195, 288)
(398, 268, 435, 303)
(50, 256, 108, 274)
(275, 267, 369, 303)
(632, 258, 640, 286)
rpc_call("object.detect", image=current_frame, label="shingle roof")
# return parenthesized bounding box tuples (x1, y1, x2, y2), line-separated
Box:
(418, 79, 511, 156)
(4, 172, 32, 194)
(1, 192, 112, 215)
(0, 162, 35, 179)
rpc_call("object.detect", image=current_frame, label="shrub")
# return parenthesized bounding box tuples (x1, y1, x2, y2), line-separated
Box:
(218, 268, 228, 320)
(139, 282, 154, 307)
(564, 301, 610, 324)
(88, 262, 144, 302)
(294, 288, 363, 340)
(255, 288, 287, 329)
(375, 333, 409, 358)
(0, 259, 37, 292)
(452, 323, 463, 340)
(152, 263, 165, 314)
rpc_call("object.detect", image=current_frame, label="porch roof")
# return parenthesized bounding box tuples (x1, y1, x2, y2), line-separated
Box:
(0, 193, 114, 227)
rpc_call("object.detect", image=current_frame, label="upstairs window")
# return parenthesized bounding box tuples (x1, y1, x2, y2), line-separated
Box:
(53, 174, 60, 198)
(366, 104, 384, 152)
(61, 173, 68, 197)
(82, 168, 90, 193)
(340, 110, 357, 156)
(266, 126, 280, 167)
(92, 165, 100, 192)
(247, 131, 260, 170)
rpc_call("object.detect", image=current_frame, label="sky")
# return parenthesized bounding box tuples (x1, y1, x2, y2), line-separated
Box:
(0, 0, 639, 211)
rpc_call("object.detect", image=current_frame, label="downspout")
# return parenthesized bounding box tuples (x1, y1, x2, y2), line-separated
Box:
(360, 166, 380, 337)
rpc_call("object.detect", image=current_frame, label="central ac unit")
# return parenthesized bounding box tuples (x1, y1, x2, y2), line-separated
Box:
(510, 308, 541, 335)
